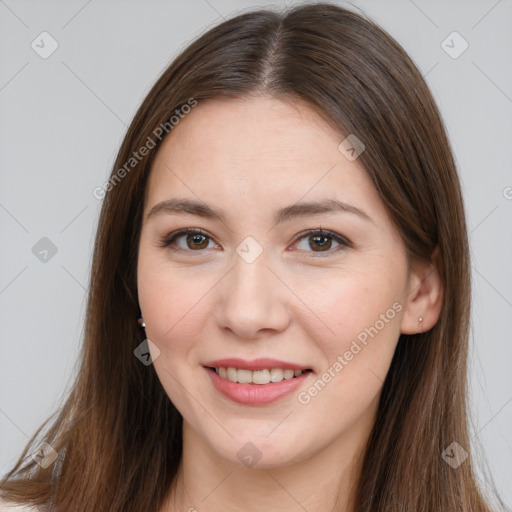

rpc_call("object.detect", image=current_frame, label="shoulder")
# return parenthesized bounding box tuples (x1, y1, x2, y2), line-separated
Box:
(0, 499, 41, 511)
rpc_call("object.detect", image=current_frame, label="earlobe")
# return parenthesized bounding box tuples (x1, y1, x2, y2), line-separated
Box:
(400, 245, 444, 335)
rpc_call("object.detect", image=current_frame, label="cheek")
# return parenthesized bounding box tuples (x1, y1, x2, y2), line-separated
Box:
(141, 279, 195, 331)
(137, 258, 211, 407)
(137, 254, 218, 356)
(294, 275, 403, 419)
(304, 270, 403, 358)
(140, 283, 197, 342)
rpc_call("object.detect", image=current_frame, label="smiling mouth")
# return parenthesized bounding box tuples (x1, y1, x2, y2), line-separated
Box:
(205, 366, 313, 385)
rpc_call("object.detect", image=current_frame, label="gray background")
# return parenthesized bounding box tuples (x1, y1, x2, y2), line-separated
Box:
(0, 0, 511, 506)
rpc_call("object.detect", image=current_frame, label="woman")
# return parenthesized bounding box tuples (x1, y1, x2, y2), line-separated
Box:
(0, 3, 507, 511)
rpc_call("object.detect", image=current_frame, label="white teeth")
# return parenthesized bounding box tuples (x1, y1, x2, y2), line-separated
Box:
(283, 369, 295, 380)
(253, 369, 270, 385)
(227, 367, 237, 383)
(237, 369, 252, 384)
(270, 368, 284, 382)
(213, 367, 306, 384)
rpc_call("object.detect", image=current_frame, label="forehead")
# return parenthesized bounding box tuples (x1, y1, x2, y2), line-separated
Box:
(153, 95, 341, 169)
(145, 96, 389, 228)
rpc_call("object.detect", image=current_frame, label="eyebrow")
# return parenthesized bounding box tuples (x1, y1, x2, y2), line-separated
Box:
(147, 198, 374, 225)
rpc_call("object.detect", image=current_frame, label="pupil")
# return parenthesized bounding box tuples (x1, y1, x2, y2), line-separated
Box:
(311, 235, 331, 251)
(188, 234, 208, 249)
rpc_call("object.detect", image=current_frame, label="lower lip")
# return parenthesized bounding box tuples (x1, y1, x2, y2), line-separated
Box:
(205, 367, 311, 405)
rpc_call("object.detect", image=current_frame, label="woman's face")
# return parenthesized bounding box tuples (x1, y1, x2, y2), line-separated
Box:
(137, 96, 418, 468)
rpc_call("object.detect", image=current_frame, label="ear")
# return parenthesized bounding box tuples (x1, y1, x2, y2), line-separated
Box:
(400, 245, 444, 334)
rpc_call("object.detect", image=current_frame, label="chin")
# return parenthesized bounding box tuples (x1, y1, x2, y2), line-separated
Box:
(203, 429, 313, 470)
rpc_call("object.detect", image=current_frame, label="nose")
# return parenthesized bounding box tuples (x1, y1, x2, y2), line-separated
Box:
(214, 251, 292, 340)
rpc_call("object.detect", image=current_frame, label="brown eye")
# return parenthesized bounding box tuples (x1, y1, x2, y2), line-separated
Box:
(293, 229, 351, 256)
(185, 233, 209, 250)
(309, 234, 332, 251)
(161, 228, 217, 252)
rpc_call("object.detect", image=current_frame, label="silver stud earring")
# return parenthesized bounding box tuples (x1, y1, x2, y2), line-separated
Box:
(137, 317, 146, 328)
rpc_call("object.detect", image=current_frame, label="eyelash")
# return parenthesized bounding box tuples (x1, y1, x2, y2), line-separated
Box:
(159, 227, 352, 257)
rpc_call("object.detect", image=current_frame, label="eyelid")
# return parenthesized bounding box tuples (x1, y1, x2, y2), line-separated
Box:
(290, 228, 352, 256)
(160, 228, 218, 251)
(160, 227, 352, 255)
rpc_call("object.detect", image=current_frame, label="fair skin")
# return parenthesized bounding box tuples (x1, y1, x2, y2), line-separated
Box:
(137, 95, 443, 512)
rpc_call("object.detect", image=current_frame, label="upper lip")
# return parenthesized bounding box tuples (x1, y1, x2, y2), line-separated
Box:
(204, 358, 311, 371)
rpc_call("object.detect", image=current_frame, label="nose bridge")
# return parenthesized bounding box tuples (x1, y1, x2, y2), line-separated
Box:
(214, 243, 290, 338)
(230, 234, 272, 297)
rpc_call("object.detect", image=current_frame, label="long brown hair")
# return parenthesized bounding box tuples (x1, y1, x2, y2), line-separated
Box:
(1, 3, 506, 510)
